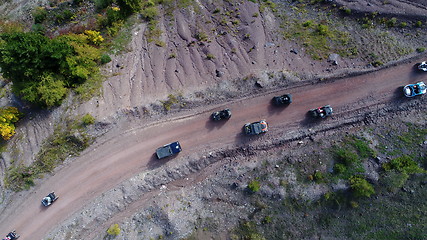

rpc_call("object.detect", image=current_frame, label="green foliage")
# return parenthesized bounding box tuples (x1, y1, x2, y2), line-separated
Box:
(0, 32, 72, 81)
(0, 31, 100, 106)
(206, 53, 215, 60)
(316, 24, 329, 36)
(231, 221, 266, 240)
(383, 155, 425, 174)
(414, 21, 422, 28)
(371, 60, 383, 67)
(348, 136, 376, 158)
(141, 6, 159, 20)
(0, 107, 22, 140)
(302, 20, 313, 27)
(106, 7, 124, 25)
(4, 165, 35, 191)
(117, 0, 142, 16)
(195, 32, 208, 41)
(334, 148, 359, 165)
(55, 9, 75, 24)
(416, 47, 426, 53)
(282, 18, 353, 59)
(100, 53, 112, 64)
(313, 171, 325, 183)
(31, 23, 45, 34)
(349, 175, 375, 198)
(380, 170, 408, 193)
(81, 113, 95, 126)
(27, 73, 68, 108)
(95, 0, 113, 10)
(32, 7, 47, 24)
(107, 223, 121, 236)
(385, 17, 397, 27)
(248, 180, 261, 193)
(161, 94, 179, 111)
(4, 119, 92, 191)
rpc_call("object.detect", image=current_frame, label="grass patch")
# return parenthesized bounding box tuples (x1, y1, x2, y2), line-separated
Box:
(282, 18, 353, 60)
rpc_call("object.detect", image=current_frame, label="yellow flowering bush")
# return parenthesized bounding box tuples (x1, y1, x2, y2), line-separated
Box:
(84, 30, 104, 46)
(0, 107, 21, 140)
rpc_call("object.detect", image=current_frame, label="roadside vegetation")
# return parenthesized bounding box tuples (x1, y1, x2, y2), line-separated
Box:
(4, 115, 95, 191)
(229, 119, 426, 239)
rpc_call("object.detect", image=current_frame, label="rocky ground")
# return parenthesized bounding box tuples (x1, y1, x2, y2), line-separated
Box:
(0, 0, 426, 239)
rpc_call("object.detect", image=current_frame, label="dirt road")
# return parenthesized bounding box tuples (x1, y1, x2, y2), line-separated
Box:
(0, 58, 426, 239)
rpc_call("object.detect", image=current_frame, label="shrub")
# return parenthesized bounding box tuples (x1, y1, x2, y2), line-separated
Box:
(371, 60, 383, 67)
(55, 9, 75, 24)
(399, 22, 407, 27)
(141, 6, 158, 21)
(206, 53, 215, 60)
(416, 47, 426, 53)
(381, 170, 409, 193)
(32, 7, 47, 24)
(334, 148, 359, 165)
(100, 54, 112, 64)
(0, 107, 22, 140)
(316, 24, 329, 36)
(107, 223, 121, 236)
(349, 175, 375, 198)
(84, 30, 104, 45)
(248, 180, 261, 193)
(81, 114, 95, 126)
(386, 17, 397, 27)
(383, 155, 425, 174)
(414, 21, 422, 27)
(106, 6, 123, 25)
(195, 32, 208, 41)
(31, 24, 45, 34)
(313, 171, 325, 182)
(303, 20, 313, 27)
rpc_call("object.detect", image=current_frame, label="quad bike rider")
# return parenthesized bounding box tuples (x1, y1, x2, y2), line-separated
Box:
(41, 192, 59, 207)
(2, 230, 20, 240)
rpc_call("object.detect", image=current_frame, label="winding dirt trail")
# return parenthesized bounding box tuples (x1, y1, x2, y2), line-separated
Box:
(0, 58, 426, 239)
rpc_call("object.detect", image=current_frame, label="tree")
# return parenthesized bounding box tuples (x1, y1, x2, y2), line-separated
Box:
(0, 107, 22, 140)
(107, 223, 121, 236)
(0, 32, 101, 107)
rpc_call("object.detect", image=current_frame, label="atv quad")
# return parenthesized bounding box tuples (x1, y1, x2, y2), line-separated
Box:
(243, 120, 268, 135)
(309, 105, 333, 118)
(2, 231, 20, 240)
(272, 94, 292, 106)
(211, 109, 231, 121)
(41, 192, 59, 207)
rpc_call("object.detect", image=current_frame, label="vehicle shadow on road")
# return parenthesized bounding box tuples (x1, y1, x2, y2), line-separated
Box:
(267, 102, 289, 115)
(205, 119, 228, 132)
(299, 111, 318, 127)
(234, 131, 263, 146)
(146, 152, 178, 170)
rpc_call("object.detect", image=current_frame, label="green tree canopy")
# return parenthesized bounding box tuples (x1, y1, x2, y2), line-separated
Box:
(0, 31, 101, 107)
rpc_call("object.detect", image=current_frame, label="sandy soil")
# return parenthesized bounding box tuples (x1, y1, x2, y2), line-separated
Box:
(0, 56, 425, 239)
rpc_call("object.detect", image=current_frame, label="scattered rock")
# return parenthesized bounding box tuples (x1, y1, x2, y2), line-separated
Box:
(328, 53, 340, 65)
(215, 69, 224, 77)
(290, 48, 298, 54)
